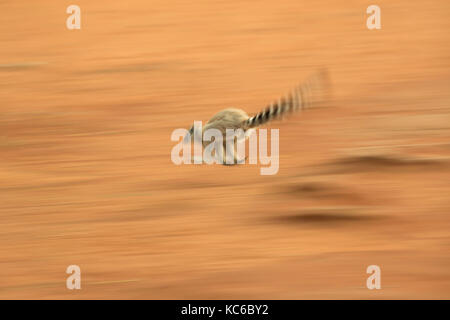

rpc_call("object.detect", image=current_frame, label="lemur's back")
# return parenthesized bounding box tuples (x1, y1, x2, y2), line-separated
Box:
(204, 108, 249, 134)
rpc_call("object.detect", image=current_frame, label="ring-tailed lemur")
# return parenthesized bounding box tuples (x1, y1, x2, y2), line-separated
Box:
(185, 69, 330, 164)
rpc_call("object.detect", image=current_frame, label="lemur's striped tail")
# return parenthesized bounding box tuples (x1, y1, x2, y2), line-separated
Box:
(244, 69, 330, 129)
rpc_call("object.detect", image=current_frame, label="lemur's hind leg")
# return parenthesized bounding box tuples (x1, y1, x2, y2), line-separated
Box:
(234, 136, 248, 164)
(221, 140, 235, 165)
(221, 136, 247, 165)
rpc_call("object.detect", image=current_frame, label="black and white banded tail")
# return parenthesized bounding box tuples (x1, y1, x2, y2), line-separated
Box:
(244, 69, 329, 129)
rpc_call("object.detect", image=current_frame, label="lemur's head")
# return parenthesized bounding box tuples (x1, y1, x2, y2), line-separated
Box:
(183, 124, 196, 144)
(188, 124, 194, 135)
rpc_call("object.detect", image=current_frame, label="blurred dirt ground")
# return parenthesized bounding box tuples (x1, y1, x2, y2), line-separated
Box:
(1, 0, 450, 299)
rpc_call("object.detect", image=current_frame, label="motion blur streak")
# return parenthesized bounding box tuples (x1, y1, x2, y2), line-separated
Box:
(0, 0, 449, 299)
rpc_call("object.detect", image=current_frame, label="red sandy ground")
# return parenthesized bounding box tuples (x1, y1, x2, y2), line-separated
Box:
(0, 0, 449, 299)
